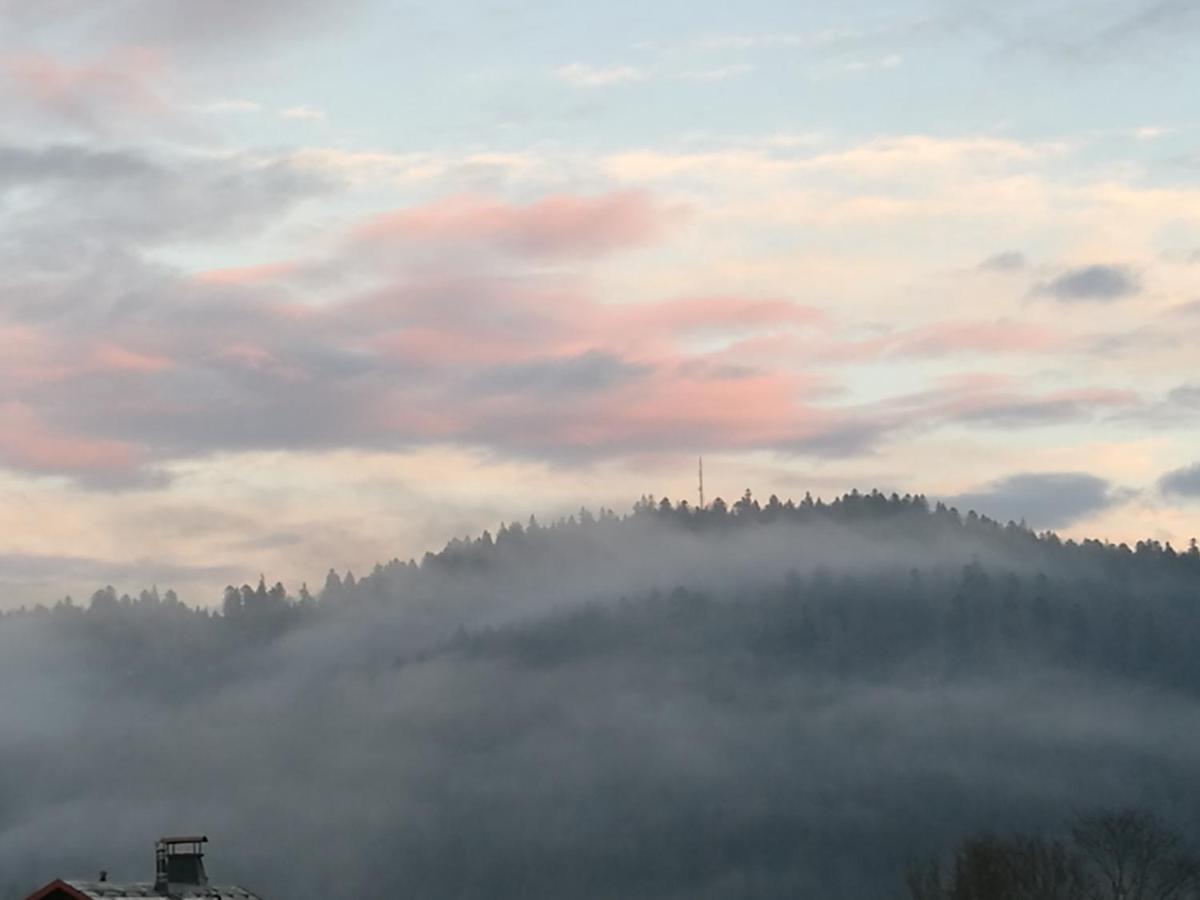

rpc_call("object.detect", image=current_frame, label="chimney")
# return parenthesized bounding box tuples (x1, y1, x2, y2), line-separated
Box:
(154, 836, 209, 894)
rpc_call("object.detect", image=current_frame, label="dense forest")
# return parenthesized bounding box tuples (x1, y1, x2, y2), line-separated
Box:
(3, 490, 1200, 898)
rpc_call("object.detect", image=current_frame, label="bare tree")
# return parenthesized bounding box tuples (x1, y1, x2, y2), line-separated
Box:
(1009, 835, 1088, 900)
(905, 834, 1087, 900)
(905, 858, 944, 900)
(902, 810, 1200, 900)
(1071, 810, 1200, 900)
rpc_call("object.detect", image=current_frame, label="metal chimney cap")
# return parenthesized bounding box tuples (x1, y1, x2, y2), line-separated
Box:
(159, 835, 208, 846)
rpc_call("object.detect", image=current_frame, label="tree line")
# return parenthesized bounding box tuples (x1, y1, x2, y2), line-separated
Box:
(907, 809, 1200, 900)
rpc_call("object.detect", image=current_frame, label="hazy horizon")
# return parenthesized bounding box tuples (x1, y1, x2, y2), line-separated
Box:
(4, 484, 1196, 612)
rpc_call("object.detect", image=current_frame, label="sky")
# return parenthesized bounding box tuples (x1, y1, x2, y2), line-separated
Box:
(1, 0, 1199, 608)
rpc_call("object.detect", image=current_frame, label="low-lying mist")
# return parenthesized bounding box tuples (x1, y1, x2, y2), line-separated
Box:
(3, 492, 1199, 898)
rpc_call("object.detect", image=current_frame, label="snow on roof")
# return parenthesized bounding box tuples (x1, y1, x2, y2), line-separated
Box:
(64, 882, 262, 900)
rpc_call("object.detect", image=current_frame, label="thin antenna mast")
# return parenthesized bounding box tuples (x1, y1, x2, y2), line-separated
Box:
(698, 456, 705, 509)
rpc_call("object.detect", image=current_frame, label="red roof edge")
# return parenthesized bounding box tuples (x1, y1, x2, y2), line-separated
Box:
(23, 879, 93, 900)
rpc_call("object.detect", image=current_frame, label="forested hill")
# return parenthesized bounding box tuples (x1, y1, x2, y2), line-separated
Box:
(3, 491, 1200, 899)
(7, 490, 1198, 690)
(13, 488, 1200, 627)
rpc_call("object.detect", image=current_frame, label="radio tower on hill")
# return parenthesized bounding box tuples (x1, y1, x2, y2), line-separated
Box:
(698, 456, 705, 510)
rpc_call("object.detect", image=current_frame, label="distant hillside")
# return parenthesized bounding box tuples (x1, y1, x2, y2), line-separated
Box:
(2, 491, 1199, 899)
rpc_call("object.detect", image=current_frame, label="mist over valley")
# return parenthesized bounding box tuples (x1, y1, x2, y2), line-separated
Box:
(5, 492, 1199, 898)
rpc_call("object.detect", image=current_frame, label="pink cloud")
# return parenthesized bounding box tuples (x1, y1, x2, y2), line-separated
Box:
(836, 322, 1061, 364)
(353, 191, 684, 259)
(91, 343, 173, 374)
(2, 49, 168, 131)
(601, 369, 812, 446)
(350, 276, 822, 374)
(0, 402, 141, 475)
(0, 323, 172, 385)
(193, 261, 303, 286)
(210, 343, 307, 380)
(372, 327, 545, 368)
(0, 168, 1137, 480)
(945, 386, 1137, 421)
(344, 276, 598, 368)
(883, 321, 1059, 358)
(0, 324, 74, 384)
(607, 296, 825, 341)
(450, 362, 826, 457)
(711, 320, 1062, 366)
(873, 377, 1140, 429)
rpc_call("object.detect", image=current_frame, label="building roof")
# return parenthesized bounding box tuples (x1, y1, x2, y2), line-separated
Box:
(26, 880, 262, 900)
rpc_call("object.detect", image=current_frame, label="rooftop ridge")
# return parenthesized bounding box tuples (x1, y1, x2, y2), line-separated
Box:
(63, 882, 261, 899)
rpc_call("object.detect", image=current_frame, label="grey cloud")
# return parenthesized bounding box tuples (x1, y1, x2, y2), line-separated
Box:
(0, 63, 171, 140)
(0, 0, 365, 53)
(72, 466, 176, 493)
(473, 351, 651, 396)
(1159, 463, 1200, 498)
(0, 247, 1133, 485)
(0, 0, 85, 28)
(1034, 265, 1141, 302)
(114, 0, 367, 50)
(101, 153, 335, 242)
(226, 531, 306, 552)
(818, 382, 1133, 457)
(0, 143, 337, 254)
(691, 363, 760, 380)
(978, 251, 1026, 272)
(1167, 384, 1200, 408)
(0, 138, 819, 481)
(0, 246, 178, 324)
(945, 472, 1121, 529)
(0, 288, 385, 479)
(786, 421, 888, 458)
(0, 144, 338, 330)
(969, 0, 1200, 61)
(59, 368, 377, 459)
(0, 552, 236, 588)
(0, 268, 491, 480)
(1091, 0, 1200, 50)
(1118, 382, 1200, 428)
(0, 137, 1146, 487)
(1083, 324, 1184, 358)
(0, 144, 161, 186)
(954, 397, 1107, 427)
